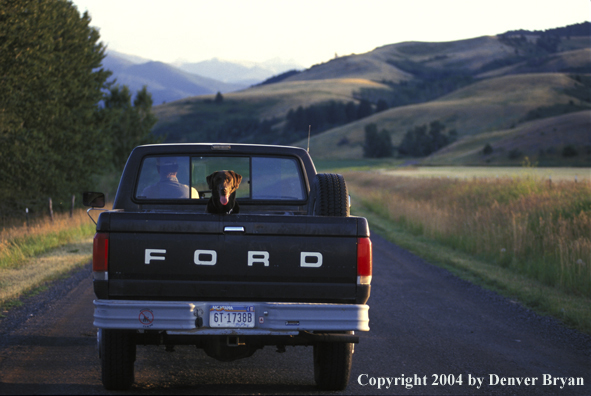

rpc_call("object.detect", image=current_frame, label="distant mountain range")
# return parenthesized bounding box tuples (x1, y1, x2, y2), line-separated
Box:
(174, 58, 304, 86)
(102, 50, 303, 105)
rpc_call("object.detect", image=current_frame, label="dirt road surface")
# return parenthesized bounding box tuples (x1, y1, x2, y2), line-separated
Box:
(0, 235, 589, 395)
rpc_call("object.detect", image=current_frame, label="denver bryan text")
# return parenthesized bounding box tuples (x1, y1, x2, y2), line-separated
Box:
(487, 374, 584, 389)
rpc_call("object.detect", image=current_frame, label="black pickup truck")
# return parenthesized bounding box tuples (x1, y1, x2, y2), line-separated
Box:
(84, 143, 372, 391)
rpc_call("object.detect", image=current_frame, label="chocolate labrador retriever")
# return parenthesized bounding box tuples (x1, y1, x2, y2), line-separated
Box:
(206, 170, 242, 214)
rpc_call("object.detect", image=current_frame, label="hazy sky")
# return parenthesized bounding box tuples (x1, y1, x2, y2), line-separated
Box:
(71, 0, 589, 67)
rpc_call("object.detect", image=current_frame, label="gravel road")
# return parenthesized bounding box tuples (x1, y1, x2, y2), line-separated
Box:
(0, 234, 589, 395)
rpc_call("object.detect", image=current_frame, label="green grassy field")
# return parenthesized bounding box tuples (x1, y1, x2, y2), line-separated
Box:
(352, 202, 591, 335)
(376, 166, 591, 181)
(316, 161, 591, 181)
(338, 166, 591, 334)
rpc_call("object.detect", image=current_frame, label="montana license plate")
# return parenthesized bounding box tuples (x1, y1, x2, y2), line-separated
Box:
(209, 305, 255, 328)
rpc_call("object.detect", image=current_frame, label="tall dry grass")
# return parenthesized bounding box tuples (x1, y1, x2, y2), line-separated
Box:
(0, 239, 92, 308)
(345, 172, 591, 297)
(0, 208, 96, 270)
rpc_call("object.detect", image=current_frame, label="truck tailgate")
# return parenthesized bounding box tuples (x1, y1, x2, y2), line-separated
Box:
(98, 212, 369, 303)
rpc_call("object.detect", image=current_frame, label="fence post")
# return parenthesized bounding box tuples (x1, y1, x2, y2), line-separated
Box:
(70, 194, 75, 218)
(48, 197, 54, 222)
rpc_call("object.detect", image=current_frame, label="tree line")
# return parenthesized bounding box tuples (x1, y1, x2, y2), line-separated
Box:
(195, 96, 458, 160)
(190, 97, 391, 146)
(0, 0, 159, 220)
(284, 99, 389, 139)
(363, 120, 457, 158)
(502, 22, 590, 39)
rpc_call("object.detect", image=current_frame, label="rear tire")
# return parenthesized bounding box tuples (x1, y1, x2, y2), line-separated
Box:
(313, 341, 353, 391)
(100, 329, 136, 390)
(308, 173, 350, 217)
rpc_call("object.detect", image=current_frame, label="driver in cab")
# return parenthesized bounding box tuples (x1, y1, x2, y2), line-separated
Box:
(141, 158, 198, 199)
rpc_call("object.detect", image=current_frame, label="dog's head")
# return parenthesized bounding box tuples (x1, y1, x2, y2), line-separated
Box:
(206, 170, 242, 206)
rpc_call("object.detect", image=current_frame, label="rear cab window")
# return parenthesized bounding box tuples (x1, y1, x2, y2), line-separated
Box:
(135, 155, 306, 203)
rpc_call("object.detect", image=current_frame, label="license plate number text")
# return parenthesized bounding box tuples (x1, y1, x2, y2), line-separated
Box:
(209, 305, 255, 328)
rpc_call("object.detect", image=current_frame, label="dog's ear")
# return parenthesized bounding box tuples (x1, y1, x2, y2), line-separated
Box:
(230, 171, 242, 188)
(206, 172, 216, 190)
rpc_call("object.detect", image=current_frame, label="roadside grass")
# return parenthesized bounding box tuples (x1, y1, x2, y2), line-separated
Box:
(0, 209, 95, 313)
(344, 172, 591, 334)
(345, 172, 591, 297)
(352, 203, 591, 334)
(0, 239, 92, 314)
(0, 209, 95, 270)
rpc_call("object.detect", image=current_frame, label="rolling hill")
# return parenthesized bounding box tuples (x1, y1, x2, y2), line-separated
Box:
(296, 73, 589, 159)
(151, 22, 591, 165)
(153, 78, 391, 143)
(284, 36, 517, 83)
(421, 110, 591, 166)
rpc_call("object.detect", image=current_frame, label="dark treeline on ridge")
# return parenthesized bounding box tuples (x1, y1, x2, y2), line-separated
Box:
(502, 21, 590, 38)
(283, 99, 389, 139)
(168, 97, 390, 147)
(256, 69, 302, 86)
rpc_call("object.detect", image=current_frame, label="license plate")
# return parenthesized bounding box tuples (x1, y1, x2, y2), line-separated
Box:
(209, 305, 255, 328)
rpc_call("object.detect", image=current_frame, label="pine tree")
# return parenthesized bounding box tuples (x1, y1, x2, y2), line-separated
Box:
(356, 100, 373, 120)
(363, 123, 393, 158)
(398, 121, 453, 157)
(0, 0, 111, 214)
(344, 102, 357, 122)
(376, 99, 389, 113)
(103, 85, 159, 170)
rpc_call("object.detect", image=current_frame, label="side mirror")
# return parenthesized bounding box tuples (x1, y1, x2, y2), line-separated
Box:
(83, 192, 105, 208)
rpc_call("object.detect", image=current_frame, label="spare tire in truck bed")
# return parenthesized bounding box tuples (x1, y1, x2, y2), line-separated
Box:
(307, 173, 350, 217)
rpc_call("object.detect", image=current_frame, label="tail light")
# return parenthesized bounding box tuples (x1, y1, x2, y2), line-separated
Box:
(357, 237, 372, 285)
(93, 232, 109, 280)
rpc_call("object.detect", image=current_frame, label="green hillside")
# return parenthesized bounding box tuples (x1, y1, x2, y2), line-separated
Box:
(153, 78, 391, 143)
(296, 73, 590, 159)
(422, 110, 591, 166)
(151, 22, 590, 165)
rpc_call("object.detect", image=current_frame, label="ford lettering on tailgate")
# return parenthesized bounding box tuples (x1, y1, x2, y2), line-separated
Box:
(145, 248, 323, 267)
